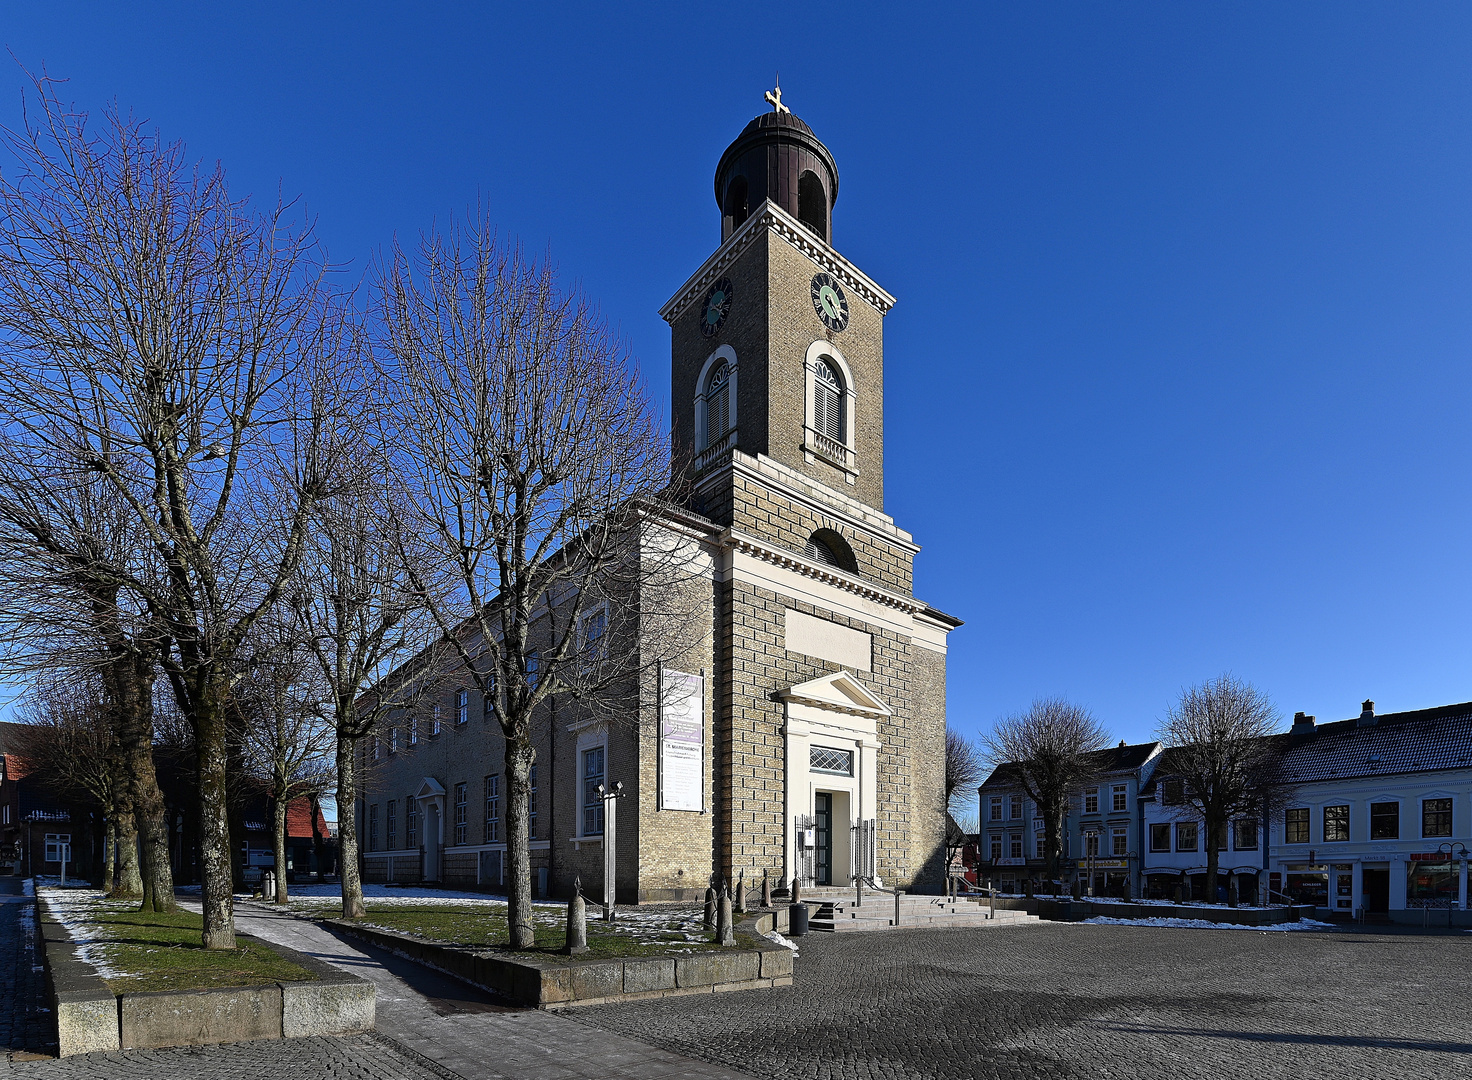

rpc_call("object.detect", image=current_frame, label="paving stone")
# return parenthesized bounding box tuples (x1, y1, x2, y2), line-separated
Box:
(0, 880, 52, 1059)
(570, 921, 1472, 1080)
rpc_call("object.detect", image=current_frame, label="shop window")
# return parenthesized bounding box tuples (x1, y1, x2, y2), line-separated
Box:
(583, 747, 606, 836)
(1370, 801, 1399, 839)
(1284, 808, 1310, 844)
(1323, 804, 1350, 842)
(1150, 823, 1171, 852)
(1009, 834, 1023, 859)
(1285, 871, 1328, 907)
(1408, 858, 1458, 905)
(989, 797, 1003, 822)
(484, 775, 500, 844)
(1112, 785, 1128, 812)
(1423, 798, 1452, 838)
(406, 796, 419, 847)
(1084, 788, 1099, 814)
(1010, 796, 1023, 820)
(1111, 828, 1128, 857)
(386, 800, 397, 849)
(989, 835, 1002, 861)
(1176, 822, 1198, 852)
(453, 783, 468, 845)
(1233, 819, 1258, 851)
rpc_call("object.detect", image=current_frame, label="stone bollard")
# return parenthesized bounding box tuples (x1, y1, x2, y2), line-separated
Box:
(735, 871, 747, 914)
(704, 886, 717, 930)
(566, 876, 589, 955)
(761, 871, 773, 909)
(717, 890, 735, 946)
(791, 876, 802, 905)
(1228, 872, 1239, 908)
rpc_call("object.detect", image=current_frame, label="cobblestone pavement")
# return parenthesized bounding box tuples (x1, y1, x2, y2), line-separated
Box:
(0, 879, 52, 1060)
(571, 921, 1472, 1080)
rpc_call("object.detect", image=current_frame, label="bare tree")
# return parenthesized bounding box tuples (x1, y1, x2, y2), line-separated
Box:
(945, 728, 984, 813)
(1157, 674, 1284, 904)
(289, 451, 434, 920)
(235, 626, 335, 905)
(375, 220, 683, 949)
(985, 698, 1111, 884)
(0, 78, 343, 947)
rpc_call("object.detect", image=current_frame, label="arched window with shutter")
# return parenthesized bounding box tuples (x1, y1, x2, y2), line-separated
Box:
(813, 359, 843, 444)
(705, 361, 732, 445)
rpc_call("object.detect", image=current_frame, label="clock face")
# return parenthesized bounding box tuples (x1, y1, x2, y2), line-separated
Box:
(700, 277, 733, 337)
(810, 272, 849, 332)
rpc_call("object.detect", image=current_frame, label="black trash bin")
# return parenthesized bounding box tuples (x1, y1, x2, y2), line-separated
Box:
(789, 901, 809, 936)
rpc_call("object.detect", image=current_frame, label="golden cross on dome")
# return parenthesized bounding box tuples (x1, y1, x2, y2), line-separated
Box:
(764, 77, 790, 115)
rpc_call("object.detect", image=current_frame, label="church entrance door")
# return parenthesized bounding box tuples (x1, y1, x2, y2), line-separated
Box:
(815, 793, 833, 886)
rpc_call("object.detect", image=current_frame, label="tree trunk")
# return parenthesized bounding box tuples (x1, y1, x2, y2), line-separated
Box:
(272, 790, 289, 905)
(1204, 814, 1220, 904)
(504, 739, 536, 950)
(118, 657, 175, 913)
(309, 793, 326, 881)
(337, 735, 365, 919)
(101, 815, 115, 894)
(1043, 809, 1063, 883)
(112, 806, 142, 897)
(194, 682, 236, 949)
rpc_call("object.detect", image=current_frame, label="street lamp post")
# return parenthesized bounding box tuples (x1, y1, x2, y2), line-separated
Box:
(597, 782, 626, 922)
(1437, 842, 1468, 929)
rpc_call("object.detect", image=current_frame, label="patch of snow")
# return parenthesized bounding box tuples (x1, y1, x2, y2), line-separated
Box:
(1080, 915, 1337, 931)
(763, 928, 799, 954)
(36, 887, 128, 978)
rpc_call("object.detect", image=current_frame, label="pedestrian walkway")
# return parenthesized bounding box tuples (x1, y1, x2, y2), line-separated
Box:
(0, 878, 51, 1061)
(218, 901, 755, 1080)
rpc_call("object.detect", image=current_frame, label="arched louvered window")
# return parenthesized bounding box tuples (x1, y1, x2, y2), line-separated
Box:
(705, 362, 732, 446)
(805, 535, 838, 566)
(813, 359, 843, 443)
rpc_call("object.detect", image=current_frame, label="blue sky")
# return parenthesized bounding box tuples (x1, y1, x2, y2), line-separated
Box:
(2, 3, 1470, 757)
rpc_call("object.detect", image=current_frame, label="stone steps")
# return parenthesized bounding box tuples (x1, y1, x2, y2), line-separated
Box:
(805, 896, 1040, 933)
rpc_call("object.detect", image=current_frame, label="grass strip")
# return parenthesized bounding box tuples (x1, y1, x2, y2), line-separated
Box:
(91, 906, 317, 994)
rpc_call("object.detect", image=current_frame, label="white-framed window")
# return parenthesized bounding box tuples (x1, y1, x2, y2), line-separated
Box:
(989, 835, 1002, 861)
(1176, 821, 1198, 852)
(529, 764, 538, 839)
(1009, 834, 1023, 859)
(989, 797, 1003, 822)
(408, 715, 418, 745)
(1010, 795, 1023, 820)
(1084, 788, 1099, 814)
(810, 745, 854, 776)
(406, 796, 419, 847)
(527, 651, 540, 691)
(432, 703, 442, 736)
(484, 775, 500, 844)
(389, 727, 398, 755)
(386, 800, 397, 848)
(1111, 828, 1128, 857)
(582, 746, 606, 836)
(456, 689, 469, 725)
(1084, 831, 1100, 857)
(368, 806, 378, 852)
(1233, 818, 1258, 851)
(481, 672, 498, 720)
(803, 341, 856, 479)
(371, 736, 380, 762)
(2, 804, 8, 824)
(44, 833, 70, 862)
(453, 783, 468, 845)
(694, 345, 738, 456)
(1149, 823, 1171, 852)
(1035, 835, 1046, 859)
(1112, 785, 1127, 812)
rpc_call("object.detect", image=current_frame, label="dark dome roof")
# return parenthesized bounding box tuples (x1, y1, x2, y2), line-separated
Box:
(714, 110, 838, 210)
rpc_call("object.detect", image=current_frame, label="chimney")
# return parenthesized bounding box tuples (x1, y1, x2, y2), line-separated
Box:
(1357, 700, 1376, 728)
(1291, 711, 1316, 735)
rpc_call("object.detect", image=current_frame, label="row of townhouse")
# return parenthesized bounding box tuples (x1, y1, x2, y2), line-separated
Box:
(977, 698, 1472, 923)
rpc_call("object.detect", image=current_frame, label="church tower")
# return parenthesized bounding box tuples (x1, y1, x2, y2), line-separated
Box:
(660, 90, 959, 893)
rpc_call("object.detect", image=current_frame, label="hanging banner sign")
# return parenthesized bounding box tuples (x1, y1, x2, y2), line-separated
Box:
(660, 669, 704, 812)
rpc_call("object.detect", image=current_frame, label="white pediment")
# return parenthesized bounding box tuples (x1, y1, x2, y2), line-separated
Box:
(781, 671, 891, 717)
(415, 777, 447, 800)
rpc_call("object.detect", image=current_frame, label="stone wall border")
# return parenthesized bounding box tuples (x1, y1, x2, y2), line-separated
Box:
(322, 908, 794, 1009)
(36, 893, 375, 1056)
(989, 896, 1307, 925)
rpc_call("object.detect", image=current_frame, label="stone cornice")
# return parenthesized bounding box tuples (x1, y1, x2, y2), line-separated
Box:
(659, 200, 897, 325)
(719, 527, 922, 615)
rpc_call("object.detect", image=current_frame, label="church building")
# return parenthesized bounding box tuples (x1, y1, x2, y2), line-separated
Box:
(360, 93, 960, 901)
